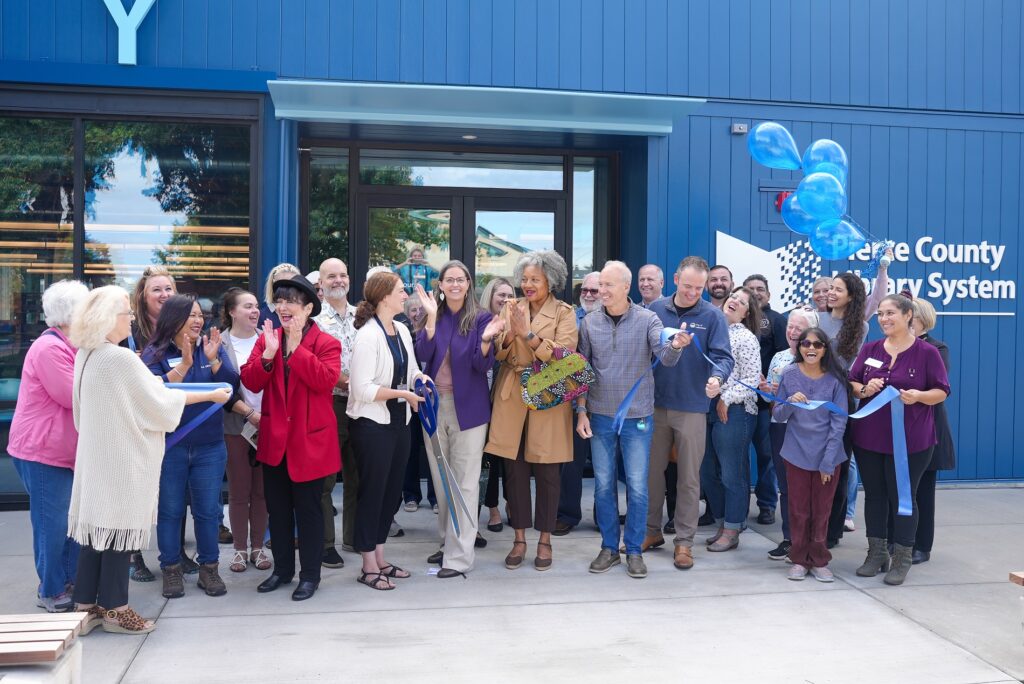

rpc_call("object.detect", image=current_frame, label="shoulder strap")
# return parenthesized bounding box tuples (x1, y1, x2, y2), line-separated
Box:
(76, 349, 94, 407)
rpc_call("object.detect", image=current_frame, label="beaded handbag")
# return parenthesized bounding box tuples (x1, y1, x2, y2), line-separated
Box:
(519, 347, 596, 410)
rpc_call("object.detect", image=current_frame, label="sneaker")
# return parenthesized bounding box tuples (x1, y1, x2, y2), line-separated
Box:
(218, 524, 233, 545)
(432, 504, 439, 514)
(809, 566, 835, 583)
(389, 521, 405, 538)
(341, 543, 356, 553)
(128, 552, 155, 582)
(787, 564, 808, 581)
(756, 508, 776, 525)
(404, 500, 419, 512)
(322, 547, 345, 568)
(180, 552, 200, 575)
(161, 564, 185, 599)
(626, 554, 647, 579)
(36, 591, 74, 613)
(767, 540, 792, 561)
(844, 518, 856, 532)
(197, 562, 227, 597)
(588, 549, 621, 573)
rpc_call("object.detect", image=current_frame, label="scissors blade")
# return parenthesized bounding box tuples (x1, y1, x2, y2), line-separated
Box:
(438, 450, 473, 519)
(429, 434, 462, 536)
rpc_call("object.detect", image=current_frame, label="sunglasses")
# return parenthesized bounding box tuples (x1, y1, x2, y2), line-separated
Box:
(580, 288, 599, 295)
(799, 340, 825, 350)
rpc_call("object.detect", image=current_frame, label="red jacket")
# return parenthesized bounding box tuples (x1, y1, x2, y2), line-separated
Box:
(240, 324, 341, 483)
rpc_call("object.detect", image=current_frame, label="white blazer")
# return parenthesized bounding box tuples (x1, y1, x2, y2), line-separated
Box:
(346, 318, 423, 425)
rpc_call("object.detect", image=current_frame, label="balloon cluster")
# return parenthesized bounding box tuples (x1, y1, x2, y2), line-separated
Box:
(748, 122, 873, 260)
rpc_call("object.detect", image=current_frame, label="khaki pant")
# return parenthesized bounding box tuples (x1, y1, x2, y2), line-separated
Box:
(423, 394, 486, 573)
(647, 408, 706, 548)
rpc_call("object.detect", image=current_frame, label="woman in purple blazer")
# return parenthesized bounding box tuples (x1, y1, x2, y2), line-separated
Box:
(414, 261, 505, 578)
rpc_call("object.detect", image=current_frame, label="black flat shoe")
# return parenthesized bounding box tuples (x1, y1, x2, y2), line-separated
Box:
(257, 574, 292, 593)
(291, 580, 319, 601)
(427, 549, 443, 565)
(437, 568, 466, 579)
(487, 522, 504, 533)
(911, 549, 930, 565)
(475, 533, 487, 548)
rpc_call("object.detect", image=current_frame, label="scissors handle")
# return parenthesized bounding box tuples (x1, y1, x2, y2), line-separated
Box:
(414, 377, 439, 436)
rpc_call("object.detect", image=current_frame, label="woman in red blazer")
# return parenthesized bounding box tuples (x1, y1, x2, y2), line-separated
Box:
(240, 274, 341, 602)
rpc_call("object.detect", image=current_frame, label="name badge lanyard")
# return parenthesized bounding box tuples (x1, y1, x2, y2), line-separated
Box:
(374, 316, 407, 386)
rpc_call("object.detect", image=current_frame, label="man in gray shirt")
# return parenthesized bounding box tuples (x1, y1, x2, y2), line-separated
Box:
(576, 261, 687, 579)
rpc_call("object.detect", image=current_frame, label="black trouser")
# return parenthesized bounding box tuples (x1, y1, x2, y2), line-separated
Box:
(483, 454, 505, 509)
(72, 546, 130, 608)
(263, 456, 324, 583)
(855, 445, 933, 548)
(665, 461, 678, 522)
(351, 415, 410, 553)
(887, 469, 938, 552)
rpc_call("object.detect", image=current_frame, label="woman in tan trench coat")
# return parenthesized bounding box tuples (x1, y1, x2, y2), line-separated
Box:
(484, 250, 578, 571)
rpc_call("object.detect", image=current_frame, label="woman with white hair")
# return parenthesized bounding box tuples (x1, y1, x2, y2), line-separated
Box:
(68, 286, 229, 633)
(9, 280, 89, 612)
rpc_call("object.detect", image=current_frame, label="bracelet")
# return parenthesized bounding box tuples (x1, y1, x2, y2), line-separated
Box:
(244, 408, 255, 420)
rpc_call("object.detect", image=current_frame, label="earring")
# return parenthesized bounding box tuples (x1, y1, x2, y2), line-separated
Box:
(438, 292, 445, 302)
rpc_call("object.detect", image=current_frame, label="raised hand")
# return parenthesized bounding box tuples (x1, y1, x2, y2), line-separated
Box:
(202, 326, 221, 362)
(508, 299, 530, 339)
(180, 334, 194, 368)
(285, 317, 304, 353)
(482, 316, 505, 343)
(261, 319, 279, 359)
(415, 283, 438, 320)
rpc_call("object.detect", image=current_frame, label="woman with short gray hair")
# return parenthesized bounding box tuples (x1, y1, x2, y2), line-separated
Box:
(512, 249, 569, 295)
(9, 280, 89, 612)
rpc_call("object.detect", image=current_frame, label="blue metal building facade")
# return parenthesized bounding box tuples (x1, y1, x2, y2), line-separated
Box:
(1, 0, 1022, 481)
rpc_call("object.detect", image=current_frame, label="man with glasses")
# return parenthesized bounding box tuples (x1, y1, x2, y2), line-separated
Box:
(638, 264, 665, 308)
(647, 256, 733, 570)
(313, 258, 356, 565)
(555, 272, 601, 536)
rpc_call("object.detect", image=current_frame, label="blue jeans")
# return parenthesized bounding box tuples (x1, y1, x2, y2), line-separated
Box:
(846, 455, 860, 518)
(751, 407, 778, 511)
(701, 403, 757, 530)
(12, 457, 79, 597)
(589, 413, 652, 555)
(157, 440, 227, 567)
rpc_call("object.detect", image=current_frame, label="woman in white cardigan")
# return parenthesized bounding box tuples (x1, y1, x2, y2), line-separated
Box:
(68, 286, 229, 634)
(347, 271, 430, 591)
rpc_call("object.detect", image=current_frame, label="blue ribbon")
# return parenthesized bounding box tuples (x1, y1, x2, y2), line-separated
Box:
(612, 359, 660, 434)
(164, 382, 232, 449)
(663, 328, 912, 516)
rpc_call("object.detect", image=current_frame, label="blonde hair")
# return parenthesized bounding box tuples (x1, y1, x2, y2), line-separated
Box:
(133, 266, 177, 343)
(42, 280, 89, 327)
(912, 299, 937, 335)
(70, 286, 130, 350)
(263, 263, 300, 305)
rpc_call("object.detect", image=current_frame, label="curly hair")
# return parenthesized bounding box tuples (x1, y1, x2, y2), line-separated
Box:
(730, 286, 764, 337)
(512, 249, 568, 293)
(830, 272, 867, 362)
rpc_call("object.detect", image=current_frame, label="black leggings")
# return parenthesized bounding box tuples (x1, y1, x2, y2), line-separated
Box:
(887, 469, 938, 553)
(73, 546, 130, 608)
(351, 415, 410, 553)
(855, 445, 933, 547)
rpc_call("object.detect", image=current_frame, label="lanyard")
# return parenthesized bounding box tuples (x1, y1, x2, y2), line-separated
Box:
(374, 316, 406, 377)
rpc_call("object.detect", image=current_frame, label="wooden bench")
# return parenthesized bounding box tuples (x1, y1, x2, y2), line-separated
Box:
(0, 612, 88, 682)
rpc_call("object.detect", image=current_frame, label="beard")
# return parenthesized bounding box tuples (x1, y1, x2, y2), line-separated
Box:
(709, 285, 729, 300)
(324, 284, 349, 301)
(581, 299, 601, 314)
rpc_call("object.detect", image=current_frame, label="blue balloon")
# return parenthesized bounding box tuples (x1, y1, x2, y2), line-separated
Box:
(748, 122, 802, 170)
(805, 161, 848, 187)
(802, 139, 849, 182)
(781, 193, 818, 235)
(811, 219, 867, 260)
(796, 172, 847, 220)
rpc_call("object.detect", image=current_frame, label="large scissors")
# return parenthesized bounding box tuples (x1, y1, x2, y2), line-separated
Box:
(415, 377, 474, 535)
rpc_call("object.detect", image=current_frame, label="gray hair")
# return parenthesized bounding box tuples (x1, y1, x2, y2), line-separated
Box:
(42, 280, 89, 328)
(602, 260, 632, 286)
(639, 264, 664, 281)
(789, 307, 819, 329)
(581, 271, 601, 286)
(70, 286, 129, 350)
(512, 249, 568, 293)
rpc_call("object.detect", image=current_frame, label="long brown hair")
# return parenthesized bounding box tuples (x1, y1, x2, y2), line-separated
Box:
(132, 265, 177, 345)
(433, 260, 481, 336)
(354, 271, 402, 330)
(730, 286, 764, 337)
(830, 272, 867, 362)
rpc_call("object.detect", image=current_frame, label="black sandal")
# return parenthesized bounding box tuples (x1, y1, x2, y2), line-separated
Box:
(357, 571, 394, 591)
(378, 563, 410, 579)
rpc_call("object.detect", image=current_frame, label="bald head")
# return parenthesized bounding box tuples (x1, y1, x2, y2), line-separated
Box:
(319, 258, 350, 304)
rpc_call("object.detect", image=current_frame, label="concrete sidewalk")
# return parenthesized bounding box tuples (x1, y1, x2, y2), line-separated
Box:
(1, 486, 1021, 683)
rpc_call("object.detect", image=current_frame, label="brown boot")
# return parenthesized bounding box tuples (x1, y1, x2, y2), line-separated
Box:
(620, 533, 665, 554)
(161, 564, 184, 599)
(197, 562, 227, 597)
(673, 545, 694, 570)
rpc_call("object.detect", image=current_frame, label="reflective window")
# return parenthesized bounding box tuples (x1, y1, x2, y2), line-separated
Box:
(475, 211, 555, 297)
(360, 150, 563, 190)
(572, 157, 610, 289)
(307, 148, 349, 269)
(83, 122, 251, 304)
(368, 208, 450, 293)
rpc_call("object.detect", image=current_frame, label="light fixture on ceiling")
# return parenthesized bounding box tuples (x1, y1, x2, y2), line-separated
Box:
(461, 134, 478, 140)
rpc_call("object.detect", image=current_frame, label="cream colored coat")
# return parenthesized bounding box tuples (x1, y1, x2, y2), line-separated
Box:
(484, 295, 578, 464)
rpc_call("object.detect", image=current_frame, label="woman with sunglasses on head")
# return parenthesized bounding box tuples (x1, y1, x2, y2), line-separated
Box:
(849, 294, 950, 586)
(772, 328, 850, 582)
(701, 286, 762, 552)
(414, 262, 504, 578)
(142, 295, 238, 599)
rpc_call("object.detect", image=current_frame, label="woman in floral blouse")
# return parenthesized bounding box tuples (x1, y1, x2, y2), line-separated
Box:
(701, 286, 763, 552)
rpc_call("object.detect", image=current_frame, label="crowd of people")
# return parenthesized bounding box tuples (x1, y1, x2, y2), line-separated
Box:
(8, 245, 954, 633)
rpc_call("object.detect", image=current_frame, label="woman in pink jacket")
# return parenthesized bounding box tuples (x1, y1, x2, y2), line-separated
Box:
(8, 280, 89, 613)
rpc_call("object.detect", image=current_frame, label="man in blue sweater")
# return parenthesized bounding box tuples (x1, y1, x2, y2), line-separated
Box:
(647, 256, 734, 570)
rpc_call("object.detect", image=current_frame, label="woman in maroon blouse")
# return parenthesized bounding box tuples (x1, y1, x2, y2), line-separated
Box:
(848, 295, 950, 586)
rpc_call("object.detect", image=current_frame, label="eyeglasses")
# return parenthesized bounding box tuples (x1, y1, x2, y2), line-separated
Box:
(799, 340, 826, 350)
(442, 277, 468, 286)
(580, 288, 599, 295)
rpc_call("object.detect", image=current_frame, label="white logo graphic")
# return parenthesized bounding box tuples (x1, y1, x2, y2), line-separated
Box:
(715, 231, 821, 311)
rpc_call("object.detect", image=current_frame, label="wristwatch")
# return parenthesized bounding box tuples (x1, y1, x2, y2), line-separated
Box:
(526, 331, 536, 341)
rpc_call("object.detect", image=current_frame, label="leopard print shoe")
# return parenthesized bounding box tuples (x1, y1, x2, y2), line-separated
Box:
(102, 607, 156, 634)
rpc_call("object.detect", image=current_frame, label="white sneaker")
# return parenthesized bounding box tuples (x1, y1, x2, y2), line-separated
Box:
(844, 518, 856, 532)
(810, 566, 835, 583)
(787, 564, 808, 581)
(403, 501, 418, 512)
